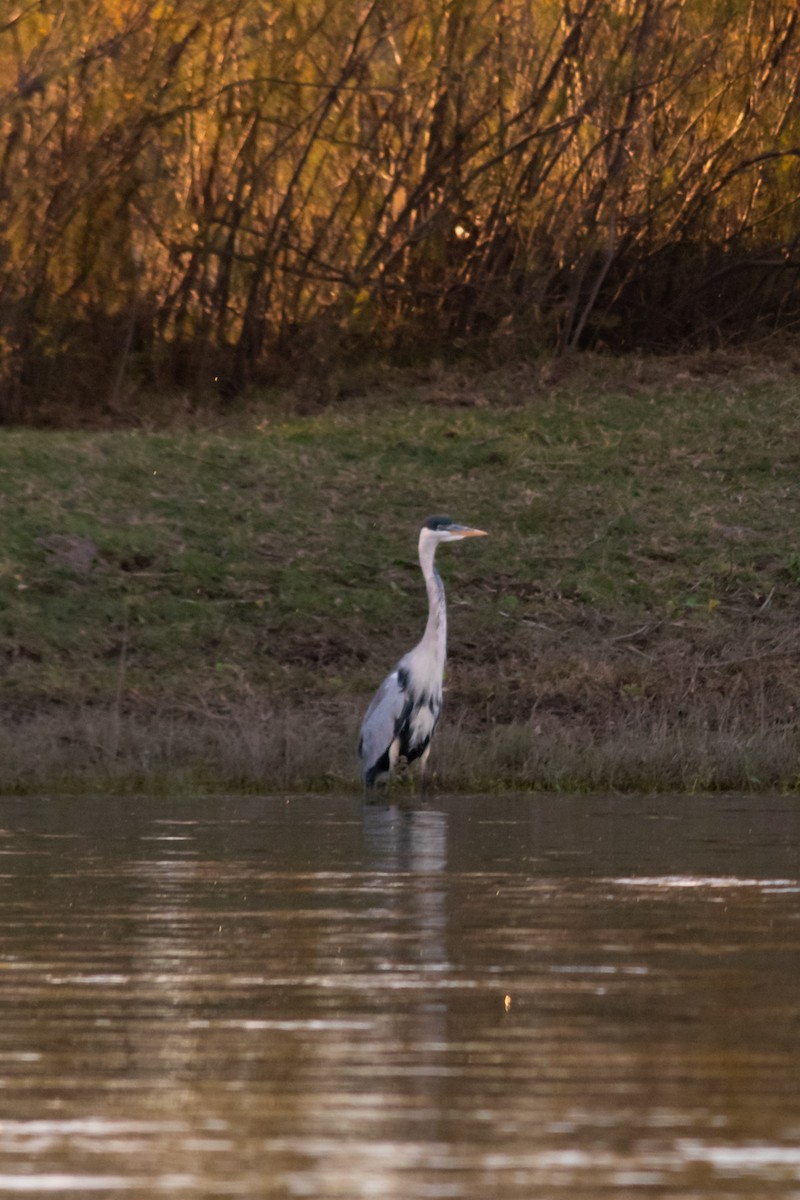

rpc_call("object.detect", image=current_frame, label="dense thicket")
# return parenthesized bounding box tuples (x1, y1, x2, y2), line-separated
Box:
(1, 0, 799, 416)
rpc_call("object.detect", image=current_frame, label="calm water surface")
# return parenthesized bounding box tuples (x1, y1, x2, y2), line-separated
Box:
(0, 792, 799, 1198)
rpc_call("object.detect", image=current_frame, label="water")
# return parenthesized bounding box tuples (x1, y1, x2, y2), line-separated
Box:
(0, 792, 799, 1198)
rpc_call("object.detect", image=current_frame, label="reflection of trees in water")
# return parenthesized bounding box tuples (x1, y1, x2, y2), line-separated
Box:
(5, 796, 800, 1197)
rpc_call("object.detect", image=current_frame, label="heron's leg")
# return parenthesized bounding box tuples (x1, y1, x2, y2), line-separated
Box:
(417, 744, 432, 798)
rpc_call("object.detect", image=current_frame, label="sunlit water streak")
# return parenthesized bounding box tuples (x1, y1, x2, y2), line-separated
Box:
(0, 792, 799, 1198)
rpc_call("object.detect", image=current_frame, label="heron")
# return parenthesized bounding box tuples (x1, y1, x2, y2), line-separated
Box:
(358, 515, 488, 793)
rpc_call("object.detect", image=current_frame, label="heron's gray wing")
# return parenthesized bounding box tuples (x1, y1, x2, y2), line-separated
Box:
(358, 667, 411, 785)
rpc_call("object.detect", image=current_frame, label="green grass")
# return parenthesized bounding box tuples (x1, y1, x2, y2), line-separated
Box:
(2, 352, 800, 793)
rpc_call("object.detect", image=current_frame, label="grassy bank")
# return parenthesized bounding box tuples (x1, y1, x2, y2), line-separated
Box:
(2, 353, 800, 794)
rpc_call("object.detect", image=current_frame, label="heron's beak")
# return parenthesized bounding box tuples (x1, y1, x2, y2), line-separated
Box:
(458, 527, 488, 537)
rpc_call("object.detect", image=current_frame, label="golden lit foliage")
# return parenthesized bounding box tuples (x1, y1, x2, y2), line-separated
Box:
(1, 0, 799, 414)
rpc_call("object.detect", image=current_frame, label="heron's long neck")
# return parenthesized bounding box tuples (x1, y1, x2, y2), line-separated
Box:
(418, 537, 447, 667)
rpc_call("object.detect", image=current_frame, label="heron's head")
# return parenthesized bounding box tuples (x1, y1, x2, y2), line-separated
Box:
(422, 514, 488, 544)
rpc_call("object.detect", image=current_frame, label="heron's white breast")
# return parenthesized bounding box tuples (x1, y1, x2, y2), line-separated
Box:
(406, 641, 445, 698)
(410, 703, 438, 748)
